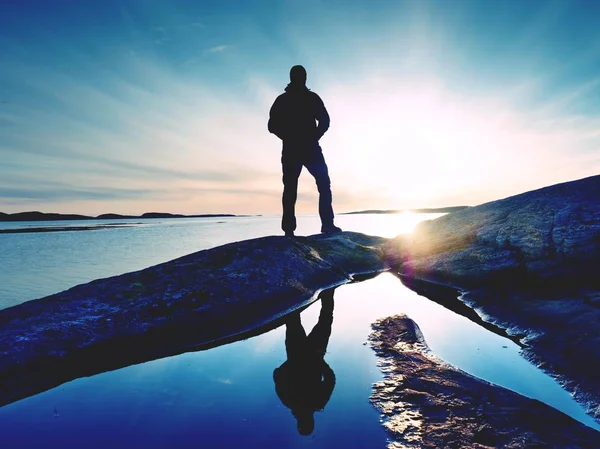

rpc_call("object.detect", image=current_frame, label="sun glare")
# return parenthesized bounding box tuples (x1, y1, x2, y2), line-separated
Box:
(339, 212, 444, 239)
(321, 72, 596, 210)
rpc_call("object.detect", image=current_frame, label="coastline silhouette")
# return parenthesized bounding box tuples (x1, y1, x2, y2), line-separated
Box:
(273, 289, 336, 436)
(268, 65, 342, 237)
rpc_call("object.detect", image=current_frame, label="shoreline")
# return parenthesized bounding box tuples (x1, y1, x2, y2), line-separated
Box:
(0, 223, 140, 234)
(0, 208, 466, 223)
(0, 211, 245, 223)
(342, 206, 469, 215)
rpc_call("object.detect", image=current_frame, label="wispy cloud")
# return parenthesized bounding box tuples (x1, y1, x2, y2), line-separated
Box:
(0, 185, 166, 202)
(0, 50, 281, 213)
(205, 45, 228, 54)
(152, 26, 169, 44)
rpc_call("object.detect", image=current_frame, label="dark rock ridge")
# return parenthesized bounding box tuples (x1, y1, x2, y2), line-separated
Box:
(369, 315, 600, 448)
(2, 211, 91, 221)
(0, 232, 387, 408)
(386, 175, 600, 417)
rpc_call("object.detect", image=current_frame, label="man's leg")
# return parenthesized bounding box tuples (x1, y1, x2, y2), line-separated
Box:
(285, 313, 307, 361)
(281, 156, 303, 234)
(304, 150, 336, 231)
(307, 289, 334, 358)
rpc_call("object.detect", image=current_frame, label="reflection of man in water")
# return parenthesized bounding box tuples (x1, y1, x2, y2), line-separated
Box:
(273, 290, 335, 436)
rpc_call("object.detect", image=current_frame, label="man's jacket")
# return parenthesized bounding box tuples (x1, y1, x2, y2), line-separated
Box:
(268, 84, 330, 148)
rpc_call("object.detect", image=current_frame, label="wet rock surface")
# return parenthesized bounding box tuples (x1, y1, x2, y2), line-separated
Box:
(386, 175, 600, 417)
(0, 232, 387, 408)
(369, 315, 600, 448)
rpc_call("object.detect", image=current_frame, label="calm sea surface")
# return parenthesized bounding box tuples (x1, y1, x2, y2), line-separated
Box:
(0, 214, 597, 448)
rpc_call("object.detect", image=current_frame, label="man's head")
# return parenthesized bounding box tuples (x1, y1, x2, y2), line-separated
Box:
(289, 65, 307, 86)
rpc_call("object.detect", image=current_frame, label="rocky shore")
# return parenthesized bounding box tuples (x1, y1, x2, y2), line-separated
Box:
(1, 175, 598, 446)
(0, 232, 387, 408)
(385, 175, 600, 416)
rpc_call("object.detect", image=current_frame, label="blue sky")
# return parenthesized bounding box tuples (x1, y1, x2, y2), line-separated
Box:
(1, 0, 599, 215)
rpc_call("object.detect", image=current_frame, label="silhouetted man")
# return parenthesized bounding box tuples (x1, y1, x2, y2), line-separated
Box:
(268, 65, 342, 237)
(273, 290, 336, 436)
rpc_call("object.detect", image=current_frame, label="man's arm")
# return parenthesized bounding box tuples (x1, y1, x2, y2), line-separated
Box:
(315, 361, 336, 410)
(268, 96, 285, 140)
(314, 94, 330, 141)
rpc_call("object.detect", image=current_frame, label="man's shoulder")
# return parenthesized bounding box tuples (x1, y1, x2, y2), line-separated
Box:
(273, 89, 323, 106)
(307, 90, 322, 99)
(270, 92, 288, 110)
(308, 91, 325, 105)
(273, 92, 287, 102)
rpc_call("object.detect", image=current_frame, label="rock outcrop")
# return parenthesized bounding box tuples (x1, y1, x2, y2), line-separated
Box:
(385, 175, 600, 417)
(369, 315, 600, 448)
(0, 232, 387, 408)
(387, 175, 600, 287)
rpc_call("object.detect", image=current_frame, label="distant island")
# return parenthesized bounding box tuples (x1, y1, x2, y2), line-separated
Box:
(0, 211, 243, 223)
(0, 209, 465, 223)
(342, 206, 469, 215)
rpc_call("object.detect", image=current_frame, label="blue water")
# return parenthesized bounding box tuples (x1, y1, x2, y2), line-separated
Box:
(0, 214, 598, 449)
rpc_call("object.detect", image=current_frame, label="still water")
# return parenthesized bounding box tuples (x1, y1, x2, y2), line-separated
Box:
(0, 214, 598, 449)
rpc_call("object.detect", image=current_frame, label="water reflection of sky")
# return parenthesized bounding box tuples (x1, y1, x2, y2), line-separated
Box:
(1, 274, 598, 449)
(0, 284, 389, 449)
